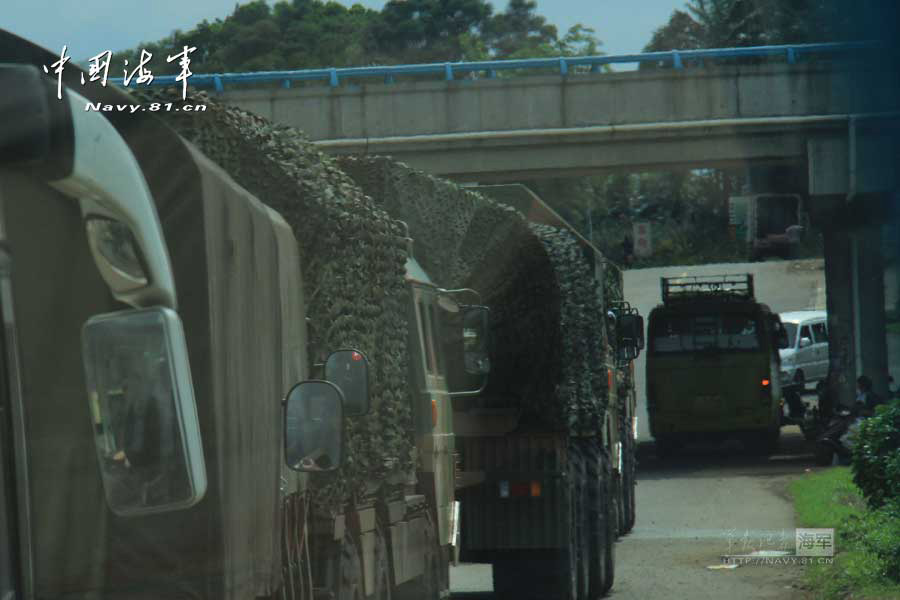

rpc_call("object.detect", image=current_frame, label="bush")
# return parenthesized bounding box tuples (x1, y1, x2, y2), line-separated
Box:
(842, 499, 900, 582)
(851, 399, 900, 509)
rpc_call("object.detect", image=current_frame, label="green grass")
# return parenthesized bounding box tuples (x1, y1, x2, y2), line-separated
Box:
(790, 467, 900, 600)
(886, 321, 900, 336)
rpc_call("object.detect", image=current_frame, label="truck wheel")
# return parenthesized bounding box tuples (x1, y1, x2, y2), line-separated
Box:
(587, 440, 615, 599)
(335, 533, 364, 600)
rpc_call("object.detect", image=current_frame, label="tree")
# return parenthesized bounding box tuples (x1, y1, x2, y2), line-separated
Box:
(644, 0, 856, 54)
(484, 0, 557, 59)
(114, 0, 606, 79)
(368, 0, 493, 63)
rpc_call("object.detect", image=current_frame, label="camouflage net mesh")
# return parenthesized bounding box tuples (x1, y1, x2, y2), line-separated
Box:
(134, 89, 414, 510)
(134, 89, 618, 509)
(338, 156, 611, 431)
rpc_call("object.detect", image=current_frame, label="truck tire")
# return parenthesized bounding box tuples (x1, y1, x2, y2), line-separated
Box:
(586, 440, 615, 599)
(335, 533, 364, 600)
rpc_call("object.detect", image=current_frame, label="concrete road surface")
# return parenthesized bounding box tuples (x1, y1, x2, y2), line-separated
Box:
(450, 429, 815, 599)
(626, 259, 826, 443)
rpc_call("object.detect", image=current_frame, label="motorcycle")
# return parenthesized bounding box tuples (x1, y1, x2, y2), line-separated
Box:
(813, 403, 868, 466)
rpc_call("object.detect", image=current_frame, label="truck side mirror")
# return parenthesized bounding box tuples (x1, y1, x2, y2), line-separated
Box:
(616, 313, 643, 361)
(81, 307, 206, 516)
(799, 337, 812, 348)
(284, 380, 343, 472)
(324, 349, 370, 416)
(442, 304, 491, 397)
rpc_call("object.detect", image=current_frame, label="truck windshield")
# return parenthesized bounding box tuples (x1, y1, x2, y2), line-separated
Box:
(650, 313, 761, 354)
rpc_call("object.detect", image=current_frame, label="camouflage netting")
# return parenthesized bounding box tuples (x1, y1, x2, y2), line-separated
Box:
(338, 156, 610, 432)
(132, 88, 415, 509)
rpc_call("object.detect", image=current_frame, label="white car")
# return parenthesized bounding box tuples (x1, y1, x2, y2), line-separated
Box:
(779, 310, 829, 387)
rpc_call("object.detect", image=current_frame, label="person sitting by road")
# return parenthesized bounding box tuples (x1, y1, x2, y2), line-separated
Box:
(856, 375, 884, 416)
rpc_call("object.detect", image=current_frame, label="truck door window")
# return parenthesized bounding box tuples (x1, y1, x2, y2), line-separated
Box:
(811, 322, 828, 344)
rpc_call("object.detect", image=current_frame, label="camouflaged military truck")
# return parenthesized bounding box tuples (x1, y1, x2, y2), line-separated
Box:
(0, 33, 487, 600)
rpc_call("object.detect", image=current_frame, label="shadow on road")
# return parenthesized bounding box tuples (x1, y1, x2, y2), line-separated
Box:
(635, 427, 816, 480)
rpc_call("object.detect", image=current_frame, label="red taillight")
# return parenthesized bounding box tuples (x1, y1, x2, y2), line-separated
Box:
(761, 379, 770, 387)
(352, 351, 363, 361)
(510, 482, 530, 497)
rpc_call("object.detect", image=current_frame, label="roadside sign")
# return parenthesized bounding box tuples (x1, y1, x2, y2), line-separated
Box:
(633, 222, 652, 257)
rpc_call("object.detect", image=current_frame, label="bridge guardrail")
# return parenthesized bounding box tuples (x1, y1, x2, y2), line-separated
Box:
(109, 41, 879, 94)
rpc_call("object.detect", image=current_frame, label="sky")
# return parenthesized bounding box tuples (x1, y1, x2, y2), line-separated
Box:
(3, 0, 686, 64)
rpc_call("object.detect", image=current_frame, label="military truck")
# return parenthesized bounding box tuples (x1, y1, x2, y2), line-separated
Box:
(328, 169, 644, 600)
(455, 185, 643, 600)
(0, 33, 488, 600)
(646, 274, 789, 456)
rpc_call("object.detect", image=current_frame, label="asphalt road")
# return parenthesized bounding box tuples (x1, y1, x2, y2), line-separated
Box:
(450, 428, 816, 599)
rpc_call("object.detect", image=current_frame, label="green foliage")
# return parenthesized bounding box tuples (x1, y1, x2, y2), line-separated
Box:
(791, 468, 900, 596)
(114, 0, 604, 77)
(851, 399, 900, 509)
(643, 0, 859, 57)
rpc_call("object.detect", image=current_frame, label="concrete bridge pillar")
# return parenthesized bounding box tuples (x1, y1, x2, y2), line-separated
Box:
(808, 120, 900, 409)
(817, 207, 890, 409)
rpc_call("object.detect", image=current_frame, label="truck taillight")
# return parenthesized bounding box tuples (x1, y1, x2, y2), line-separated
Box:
(499, 480, 542, 498)
(432, 398, 438, 427)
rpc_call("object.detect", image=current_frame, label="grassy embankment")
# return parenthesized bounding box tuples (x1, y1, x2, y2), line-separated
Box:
(790, 467, 900, 599)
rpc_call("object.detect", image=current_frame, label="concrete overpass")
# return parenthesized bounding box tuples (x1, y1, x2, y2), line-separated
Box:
(216, 57, 899, 183)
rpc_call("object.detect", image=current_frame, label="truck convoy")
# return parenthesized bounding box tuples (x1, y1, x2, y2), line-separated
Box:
(0, 30, 641, 600)
(645, 274, 788, 456)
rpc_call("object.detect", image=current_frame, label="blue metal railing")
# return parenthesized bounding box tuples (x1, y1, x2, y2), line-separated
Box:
(109, 41, 877, 94)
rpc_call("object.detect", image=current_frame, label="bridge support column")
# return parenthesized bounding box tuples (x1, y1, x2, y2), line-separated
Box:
(814, 194, 892, 409)
(808, 120, 900, 409)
